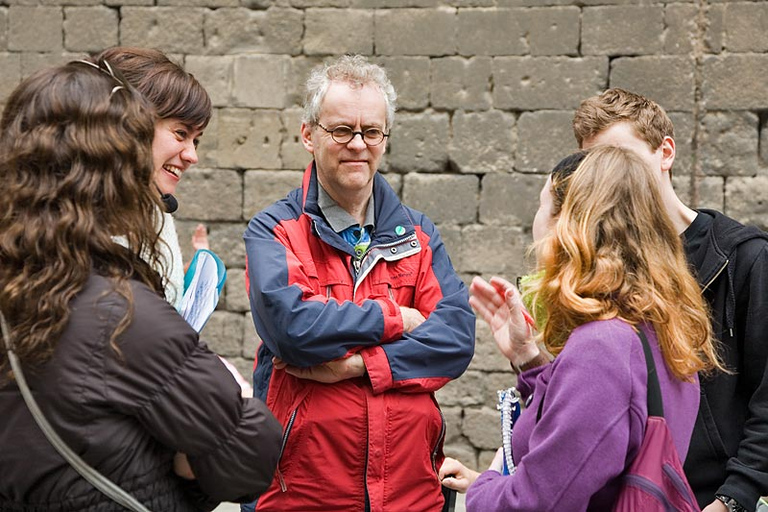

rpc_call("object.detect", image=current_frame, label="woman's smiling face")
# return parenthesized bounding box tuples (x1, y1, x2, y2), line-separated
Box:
(152, 117, 203, 196)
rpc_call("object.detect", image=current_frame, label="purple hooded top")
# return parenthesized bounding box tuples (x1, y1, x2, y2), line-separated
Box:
(466, 319, 700, 512)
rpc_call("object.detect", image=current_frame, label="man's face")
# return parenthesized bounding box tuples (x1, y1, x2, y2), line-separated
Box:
(301, 81, 388, 201)
(581, 121, 669, 176)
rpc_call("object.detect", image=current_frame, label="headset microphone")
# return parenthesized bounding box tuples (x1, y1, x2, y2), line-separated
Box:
(160, 193, 178, 213)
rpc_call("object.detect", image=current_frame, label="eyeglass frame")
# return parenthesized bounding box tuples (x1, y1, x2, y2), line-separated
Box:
(316, 123, 390, 146)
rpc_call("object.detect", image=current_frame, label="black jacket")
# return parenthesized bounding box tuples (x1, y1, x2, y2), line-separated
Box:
(0, 273, 282, 511)
(683, 209, 768, 509)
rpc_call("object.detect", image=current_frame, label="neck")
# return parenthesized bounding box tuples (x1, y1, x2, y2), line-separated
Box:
(663, 187, 698, 234)
(318, 179, 373, 227)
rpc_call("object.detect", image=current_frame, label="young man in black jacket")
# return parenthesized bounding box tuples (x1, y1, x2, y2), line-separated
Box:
(573, 88, 768, 512)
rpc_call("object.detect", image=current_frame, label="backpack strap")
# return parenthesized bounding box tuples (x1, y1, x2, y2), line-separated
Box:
(636, 328, 664, 418)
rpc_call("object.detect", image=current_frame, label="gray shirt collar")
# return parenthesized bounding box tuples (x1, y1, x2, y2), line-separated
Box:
(317, 184, 376, 233)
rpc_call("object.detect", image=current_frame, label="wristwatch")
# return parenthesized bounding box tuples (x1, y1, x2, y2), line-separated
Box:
(715, 494, 746, 512)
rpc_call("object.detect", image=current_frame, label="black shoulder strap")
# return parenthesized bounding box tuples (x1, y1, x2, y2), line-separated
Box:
(637, 328, 664, 418)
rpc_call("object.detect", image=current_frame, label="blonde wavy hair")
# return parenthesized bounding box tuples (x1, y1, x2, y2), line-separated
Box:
(529, 146, 722, 380)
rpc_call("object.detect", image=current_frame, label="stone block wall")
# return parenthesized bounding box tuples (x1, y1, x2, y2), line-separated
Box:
(2, 0, 767, 472)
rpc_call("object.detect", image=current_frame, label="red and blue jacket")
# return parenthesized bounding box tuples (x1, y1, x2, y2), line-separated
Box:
(243, 163, 475, 511)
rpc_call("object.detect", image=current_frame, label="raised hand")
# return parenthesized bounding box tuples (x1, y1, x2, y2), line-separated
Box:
(469, 276, 539, 367)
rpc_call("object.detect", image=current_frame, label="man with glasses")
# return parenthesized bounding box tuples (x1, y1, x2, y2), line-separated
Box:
(243, 55, 475, 512)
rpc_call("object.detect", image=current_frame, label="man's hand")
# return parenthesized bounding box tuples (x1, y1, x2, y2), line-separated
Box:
(274, 354, 366, 384)
(439, 457, 480, 494)
(400, 306, 426, 333)
(469, 276, 540, 367)
(173, 452, 195, 480)
(701, 500, 728, 512)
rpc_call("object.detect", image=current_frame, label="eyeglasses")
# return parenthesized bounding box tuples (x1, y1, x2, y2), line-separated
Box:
(317, 123, 389, 146)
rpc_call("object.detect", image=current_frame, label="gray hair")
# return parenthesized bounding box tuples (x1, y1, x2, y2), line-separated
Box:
(302, 55, 397, 130)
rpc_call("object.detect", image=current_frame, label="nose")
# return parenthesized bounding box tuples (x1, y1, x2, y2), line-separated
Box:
(346, 132, 367, 150)
(181, 140, 198, 165)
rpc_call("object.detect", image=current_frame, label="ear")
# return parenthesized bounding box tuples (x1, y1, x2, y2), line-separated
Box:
(301, 122, 315, 154)
(660, 136, 675, 173)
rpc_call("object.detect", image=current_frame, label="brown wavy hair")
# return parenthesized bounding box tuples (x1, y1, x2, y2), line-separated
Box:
(573, 88, 674, 152)
(529, 146, 722, 380)
(0, 60, 164, 377)
(91, 46, 212, 129)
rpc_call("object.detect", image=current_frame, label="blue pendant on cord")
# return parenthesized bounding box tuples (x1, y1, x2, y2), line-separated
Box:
(341, 225, 372, 259)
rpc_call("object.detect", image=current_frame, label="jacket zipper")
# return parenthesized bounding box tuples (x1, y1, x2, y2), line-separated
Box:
(622, 474, 674, 509)
(431, 410, 447, 475)
(353, 234, 420, 299)
(702, 258, 728, 293)
(276, 408, 298, 492)
(662, 463, 697, 509)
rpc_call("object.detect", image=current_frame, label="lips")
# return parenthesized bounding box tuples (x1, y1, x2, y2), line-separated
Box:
(163, 164, 182, 179)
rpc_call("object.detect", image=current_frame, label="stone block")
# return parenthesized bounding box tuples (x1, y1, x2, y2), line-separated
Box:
(525, 7, 580, 56)
(610, 56, 695, 111)
(204, 7, 303, 55)
(20, 51, 78, 79)
(243, 170, 303, 219)
(430, 57, 492, 111)
(215, 108, 283, 170)
(449, 110, 515, 173)
(440, 406, 464, 444)
(120, 7, 205, 53)
(725, 2, 768, 52)
(436, 370, 486, 407)
(457, 8, 527, 56)
(0, 53, 21, 102)
(286, 56, 325, 108)
(442, 442, 477, 470)
(233, 55, 290, 109)
(702, 55, 768, 110)
(304, 9, 373, 55)
(223, 267, 251, 313)
(725, 176, 768, 231)
(9, 6, 62, 52)
(159, 0, 237, 6)
(477, 448, 498, 469)
(762, 116, 768, 169)
(196, 109, 219, 169)
(242, 313, 262, 359)
(703, 5, 725, 54)
(460, 225, 528, 276)
(281, 108, 312, 170)
(437, 224, 462, 270)
(185, 56, 233, 108)
(672, 175, 724, 212)
(105, 0, 152, 5)
(200, 310, 245, 357)
(582, 5, 663, 56)
(699, 112, 758, 178)
(63, 7, 118, 52)
(401, 173, 478, 225)
(293, 0, 351, 6)
(663, 4, 697, 55)
(175, 168, 243, 222)
(462, 406, 499, 450)
(352, 0, 439, 8)
(377, 57, 430, 110)
(387, 111, 450, 173)
(669, 112, 694, 177)
(480, 172, 547, 228)
(375, 8, 457, 56)
(0, 9, 7, 50)
(493, 57, 608, 110)
(380, 171, 402, 196)
(517, 111, 578, 173)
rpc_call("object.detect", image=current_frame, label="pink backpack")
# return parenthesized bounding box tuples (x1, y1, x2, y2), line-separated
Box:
(612, 329, 700, 512)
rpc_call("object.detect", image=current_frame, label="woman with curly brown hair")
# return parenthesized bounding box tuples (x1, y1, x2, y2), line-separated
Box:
(0, 60, 280, 510)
